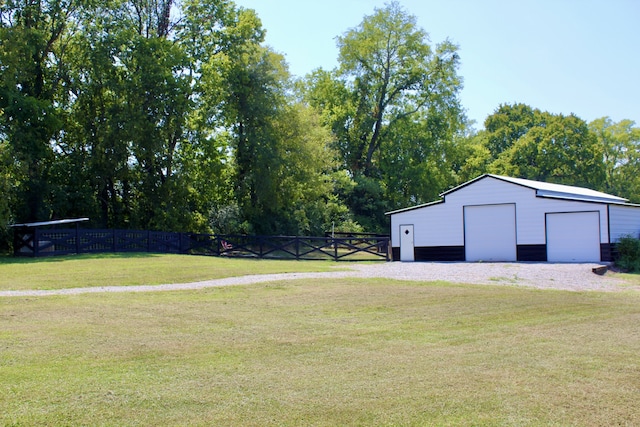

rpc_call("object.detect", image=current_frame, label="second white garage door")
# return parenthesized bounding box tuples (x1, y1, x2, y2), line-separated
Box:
(546, 212, 601, 262)
(464, 204, 517, 262)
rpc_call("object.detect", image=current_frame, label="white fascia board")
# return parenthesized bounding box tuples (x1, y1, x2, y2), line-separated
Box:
(385, 199, 444, 215)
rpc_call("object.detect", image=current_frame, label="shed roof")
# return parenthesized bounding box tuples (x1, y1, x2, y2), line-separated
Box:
(10, 218, 90, 228)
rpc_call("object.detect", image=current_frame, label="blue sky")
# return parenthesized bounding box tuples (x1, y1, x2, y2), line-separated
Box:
(233, 0, 639, 129)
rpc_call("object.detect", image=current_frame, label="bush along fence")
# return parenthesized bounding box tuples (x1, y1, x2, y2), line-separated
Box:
(13, 225, 390, 262)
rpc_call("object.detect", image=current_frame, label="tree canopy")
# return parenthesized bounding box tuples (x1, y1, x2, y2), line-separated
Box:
(0, 0, 638, 250)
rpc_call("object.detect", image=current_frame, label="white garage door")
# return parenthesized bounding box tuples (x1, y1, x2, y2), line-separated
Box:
(464, 204, 517, 262)
(547, 212, 601, 262)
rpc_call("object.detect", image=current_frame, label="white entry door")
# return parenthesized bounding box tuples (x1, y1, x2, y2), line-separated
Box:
(547, 212, 600, 262)
(464, 204, 517, 262)
(400, 225, 415, 262)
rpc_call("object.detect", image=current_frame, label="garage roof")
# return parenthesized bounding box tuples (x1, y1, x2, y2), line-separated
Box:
(444, 174, 628, 204)
(386, 174, 629, 215)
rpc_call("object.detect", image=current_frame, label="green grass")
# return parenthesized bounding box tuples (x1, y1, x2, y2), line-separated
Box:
(616, 271, 640, 288)
(2, 276, 640, 426)
(0, 253, 343, 291)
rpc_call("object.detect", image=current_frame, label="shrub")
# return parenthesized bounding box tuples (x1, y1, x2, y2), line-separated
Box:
(614, 235, 640, 273)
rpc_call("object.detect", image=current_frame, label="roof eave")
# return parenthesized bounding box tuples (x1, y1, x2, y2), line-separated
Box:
(385, 199, 444, 215)
(536, 194, 628, 204)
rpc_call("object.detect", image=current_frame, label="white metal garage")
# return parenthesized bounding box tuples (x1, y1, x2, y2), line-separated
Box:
(387, 174, 640, 263)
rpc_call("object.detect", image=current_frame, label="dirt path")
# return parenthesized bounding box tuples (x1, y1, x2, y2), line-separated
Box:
(0, 262, 634, 297)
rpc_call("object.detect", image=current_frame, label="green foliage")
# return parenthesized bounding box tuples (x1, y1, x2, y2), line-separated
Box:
(210, 203, 248, 235)
(490, 113, 605, 188)
(0, 0, 357, 236)
(484, 103, 543, 157)
(0, 142, 13, 252)
(589, 117, 640, 203)
(344, 174, 389, 233)
(303, 1, 465, 230)
(464, 104, 607, 190)
(0, 1, 637, 239)
(332, 1, 464, 177)
(614, 236, 640, 273)
(0, 0, 67, 221)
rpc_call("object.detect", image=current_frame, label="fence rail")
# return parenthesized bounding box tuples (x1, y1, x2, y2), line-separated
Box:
(13, 228, 390, 261)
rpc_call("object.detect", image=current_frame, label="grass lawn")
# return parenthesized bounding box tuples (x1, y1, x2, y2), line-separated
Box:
(616, 271, 640, 288)
(0, 253, 344, 291)
(1, 271, 639, 426)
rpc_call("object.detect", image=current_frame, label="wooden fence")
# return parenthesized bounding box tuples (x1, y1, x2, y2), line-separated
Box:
(13, 228, 390, 261)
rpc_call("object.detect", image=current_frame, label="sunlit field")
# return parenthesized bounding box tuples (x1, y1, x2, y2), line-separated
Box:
(1, 256, 639, 426)
(0, 253, 343, 291)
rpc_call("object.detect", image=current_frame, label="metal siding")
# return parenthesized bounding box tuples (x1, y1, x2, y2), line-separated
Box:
(451, 178, 609, 244)
(609, 204, 640, 241)
(390, 202, 462, 248)
(447, 177, 610, 245)
(601, 243, 613, 262)
(390, 176, 611, 256)
(521, 198, 609, 244)
(445, 176, 534, 206)
(448, 177, 543, 244)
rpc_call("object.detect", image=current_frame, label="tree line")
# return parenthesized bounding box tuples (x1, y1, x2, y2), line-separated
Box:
(1, 0, 639, 250)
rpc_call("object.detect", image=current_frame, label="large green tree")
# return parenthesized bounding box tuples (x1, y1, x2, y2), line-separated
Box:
(303, 1, 465, 229)
(0, 0, 352, 237)
(206, 39, 346, 235)
(484, 103, 545, 158)
(55, 0, 266, 231)
(0, 0, 77, 221)
(589, 117, 640, 202)
(334, 1, 463, 177)
(483, 106, 605, 189)
(58, 5, 140, 227)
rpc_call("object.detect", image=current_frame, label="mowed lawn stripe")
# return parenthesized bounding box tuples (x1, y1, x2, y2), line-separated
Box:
(1, 279, 639, 426)
(0, 254, 343, 291)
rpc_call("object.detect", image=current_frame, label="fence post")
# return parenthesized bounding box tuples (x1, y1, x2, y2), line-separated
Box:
(260, 236, 264, 258)
(333, 237, 338, 261)
(180, 233, 188, 254)
(385, 238, 390, 261)
(34, 229, 39, 258)
(75, 223, 80, 254)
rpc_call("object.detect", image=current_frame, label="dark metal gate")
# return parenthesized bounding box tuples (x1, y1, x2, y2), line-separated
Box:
(12, 221, 389, 262)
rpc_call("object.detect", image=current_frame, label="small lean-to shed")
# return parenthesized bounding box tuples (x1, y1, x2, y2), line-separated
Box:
(387, 174, 640, 262)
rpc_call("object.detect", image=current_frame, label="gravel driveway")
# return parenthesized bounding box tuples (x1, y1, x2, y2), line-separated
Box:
(0, 262, 633, 297)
